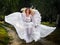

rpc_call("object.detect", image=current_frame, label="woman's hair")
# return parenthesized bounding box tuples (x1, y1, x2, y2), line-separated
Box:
(25, 8, 31, 14)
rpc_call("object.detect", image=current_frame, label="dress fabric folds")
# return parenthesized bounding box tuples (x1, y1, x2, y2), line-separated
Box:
(5, 10, 56, 43)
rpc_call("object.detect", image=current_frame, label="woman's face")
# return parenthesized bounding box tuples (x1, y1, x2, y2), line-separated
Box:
(25, 8, 31, 16)
(26, 9, 30, 14)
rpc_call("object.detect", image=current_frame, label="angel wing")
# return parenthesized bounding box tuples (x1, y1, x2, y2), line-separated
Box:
(5, 12, 23, 25)
(32, 9, 56, 38)
(32, 9, 41, 26)
(5, 12, 26, 39)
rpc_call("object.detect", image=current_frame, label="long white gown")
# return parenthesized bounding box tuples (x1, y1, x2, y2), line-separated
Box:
(5, 9, 56, 43)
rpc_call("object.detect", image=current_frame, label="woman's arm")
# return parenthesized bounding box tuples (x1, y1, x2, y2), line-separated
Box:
(32, 10, 41, 27)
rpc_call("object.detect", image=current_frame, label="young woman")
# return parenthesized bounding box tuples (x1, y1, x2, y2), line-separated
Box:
(5, 8, 56, 43)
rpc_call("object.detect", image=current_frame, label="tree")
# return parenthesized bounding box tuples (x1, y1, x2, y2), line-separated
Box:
(31, 0, 57, 22)
(55, 0, 60, 28)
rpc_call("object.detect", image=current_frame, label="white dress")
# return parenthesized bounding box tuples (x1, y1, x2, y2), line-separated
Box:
(5, 10, 56, 43)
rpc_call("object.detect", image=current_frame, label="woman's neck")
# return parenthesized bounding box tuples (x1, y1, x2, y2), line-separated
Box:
(26, 13, 30, 17)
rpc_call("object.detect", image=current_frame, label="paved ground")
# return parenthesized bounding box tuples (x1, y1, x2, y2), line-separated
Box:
(3, 26, 58, 45)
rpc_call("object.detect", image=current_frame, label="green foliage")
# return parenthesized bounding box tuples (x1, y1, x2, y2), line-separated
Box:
(0, 0, 26, 15)
(41, 22, 56, 27)
(31, 0, 57, 22)
(0, 0, 58, 22)
(0, 24, 9, 45)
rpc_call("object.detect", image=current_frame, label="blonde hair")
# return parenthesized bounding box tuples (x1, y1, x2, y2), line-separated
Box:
(21, 8, 36, 15)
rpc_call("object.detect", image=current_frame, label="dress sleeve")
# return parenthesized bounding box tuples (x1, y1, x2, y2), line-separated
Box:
(5, 12, 21, 25)
(32, 10, 41, 26)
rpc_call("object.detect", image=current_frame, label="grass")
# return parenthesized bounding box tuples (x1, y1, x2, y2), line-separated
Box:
(0, 21, 16, 31)
(1, 21, 60, 45)
(0, 23, 9, 45)
(41, 22, 56, 27)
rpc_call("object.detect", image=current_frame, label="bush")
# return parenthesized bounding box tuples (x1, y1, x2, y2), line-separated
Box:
(0, 24, 9, 45)
(41, 22, 56, 27)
